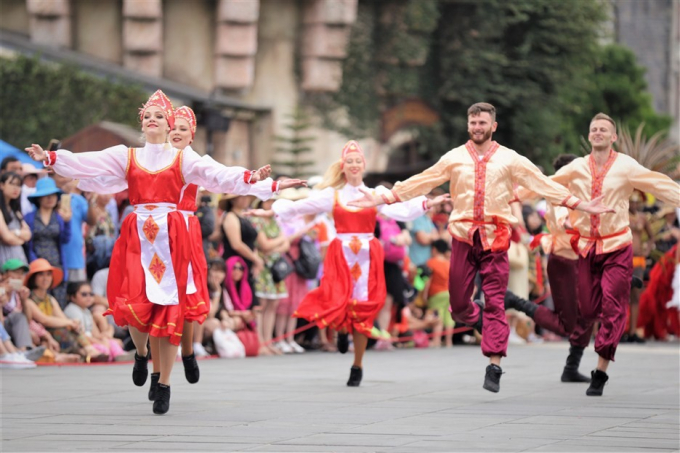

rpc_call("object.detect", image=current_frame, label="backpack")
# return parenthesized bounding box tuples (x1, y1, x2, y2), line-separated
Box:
(377, 217, 406, 263)
(292, 238, 322, 279)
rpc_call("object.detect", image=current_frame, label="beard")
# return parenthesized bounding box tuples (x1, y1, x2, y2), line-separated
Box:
(468, 128, 492, 144)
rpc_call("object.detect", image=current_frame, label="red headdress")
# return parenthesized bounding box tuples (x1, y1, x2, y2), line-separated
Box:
(139, 89, 175, 129)
(174, 105, 197, 138)
(341, 140, 364, 159)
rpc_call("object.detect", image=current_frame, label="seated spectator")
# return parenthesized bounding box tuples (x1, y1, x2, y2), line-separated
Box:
(0, 259, 44, 359)
(0, 171, 31, 264)
(0, 322, 36, 369)
(85, 193, 116, 279)
(24, 259, 105, 362)
(63, 281, 131, 361)
(24, 178, 71, 307)
(197, 259, 255, 356)
(426, 239, 454, 348)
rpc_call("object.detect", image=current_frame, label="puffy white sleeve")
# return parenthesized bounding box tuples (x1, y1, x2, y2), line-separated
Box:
(375, 185, 428, 221)
(247, 178, 277, 201)
(272, 187, 334, 222)
(182, 147, 267, 197)
(77, 175, 128, 194)
(51, 145, 128, 180)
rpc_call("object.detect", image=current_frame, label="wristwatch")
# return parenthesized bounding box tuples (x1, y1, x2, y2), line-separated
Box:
(13, 229, 21, 236)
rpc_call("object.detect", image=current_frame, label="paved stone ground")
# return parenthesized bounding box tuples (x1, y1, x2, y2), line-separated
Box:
(1, 342, 678, 452)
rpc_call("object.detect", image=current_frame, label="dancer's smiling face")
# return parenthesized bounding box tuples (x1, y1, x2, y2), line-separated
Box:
(588, 119, 617, 152)
(467, 112, 497, 145)
(170, 118, 192, 148)
(142, 106, 171, 139)
(343, 153, 365, 185)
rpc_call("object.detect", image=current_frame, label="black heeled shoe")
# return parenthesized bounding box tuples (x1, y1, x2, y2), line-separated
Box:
(153, 384, 171, 415)
(182, 353, 200, 384)
(148, 372, 160, 401)
(347, 365, 362, 387)
(132, 351, 149, 387)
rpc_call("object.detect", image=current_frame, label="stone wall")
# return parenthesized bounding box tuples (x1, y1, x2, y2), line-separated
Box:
(614, 0, 673, 114)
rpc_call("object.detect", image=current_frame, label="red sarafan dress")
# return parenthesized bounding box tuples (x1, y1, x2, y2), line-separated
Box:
(105, 149, 190, 345)
(294, 192, 385, 336)
(178, 184, 210, 324)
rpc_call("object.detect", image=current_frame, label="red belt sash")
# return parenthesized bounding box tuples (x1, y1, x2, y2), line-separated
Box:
(568, 227, 630, 255)
(460, 216, 511, 252)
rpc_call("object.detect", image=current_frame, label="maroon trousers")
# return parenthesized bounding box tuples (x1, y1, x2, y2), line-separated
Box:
(578, 245, 633, 361)
(449, 231, 509, 357)
(533, 254, 593, 346)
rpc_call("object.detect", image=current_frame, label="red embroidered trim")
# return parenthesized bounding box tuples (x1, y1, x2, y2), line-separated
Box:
(381, 194, 390, 205)
(560, 196, 572, 207)
(464, 140, 500, 246)
(422, 200, 428, 211)
(588, 150, 617, 236)
(272, 181, 278, 193)
(244, 170, 254, 184)
(572, 200, 581, 209)
(46, 151, 57, 166)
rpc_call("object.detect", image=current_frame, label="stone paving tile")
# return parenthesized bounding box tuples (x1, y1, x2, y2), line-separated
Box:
(1, 343, 678, 452)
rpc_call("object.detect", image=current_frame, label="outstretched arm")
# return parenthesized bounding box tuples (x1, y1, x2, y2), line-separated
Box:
(25, 144, 128, 180)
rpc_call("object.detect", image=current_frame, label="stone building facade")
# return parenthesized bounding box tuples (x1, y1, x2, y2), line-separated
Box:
(0, 0, 360, 174)
(613, 0, 680, 141)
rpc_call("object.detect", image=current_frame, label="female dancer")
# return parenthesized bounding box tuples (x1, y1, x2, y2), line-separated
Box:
(26, 90, 298, 414)
(250, 141, 448, 386)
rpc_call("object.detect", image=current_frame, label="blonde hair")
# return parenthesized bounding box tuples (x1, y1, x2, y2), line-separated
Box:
(590, 112, 617, 133)
(316, 159, 347, 190)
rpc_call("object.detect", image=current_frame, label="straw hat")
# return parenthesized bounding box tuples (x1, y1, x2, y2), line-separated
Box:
(24, 258, 63, 288)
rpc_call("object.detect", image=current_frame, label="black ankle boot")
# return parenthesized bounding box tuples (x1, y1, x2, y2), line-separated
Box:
(586, 370, 608, 396)
(148, 372, 160, 401)
(347, 365, 362, 387)
(132, 351, 149, 387)
(337, 333, 349, 354)
(153, 384, 171, 414)
(472, 299, 484, 333)
(483, 364, 503, 393)
(504, 291, 537, 318)
(182, 353, 200, 384)
(561, 346, 591, 383)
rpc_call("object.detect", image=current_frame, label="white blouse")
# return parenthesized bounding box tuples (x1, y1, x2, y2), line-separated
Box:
(273, 183, 429, 223)
(53, 143, 275, 199)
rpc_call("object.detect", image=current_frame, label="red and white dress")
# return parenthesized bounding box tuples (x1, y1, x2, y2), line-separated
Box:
(178, 184, 210, 324)
(272, 183, 428, 336)
(48, 142, 277, 345)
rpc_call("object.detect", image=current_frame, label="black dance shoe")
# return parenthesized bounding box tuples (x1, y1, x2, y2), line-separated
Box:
(132, 351, 149, 387)
(182, 353, 200, 384)
(347, 365, 363, 387)
(153, 384, 171, 415)
(148, 372, 160, 401)
(483, 364, 503, 393)
(586, 370, 609, 396)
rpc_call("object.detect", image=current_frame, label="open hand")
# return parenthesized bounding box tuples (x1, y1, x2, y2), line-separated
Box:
(25, 144, 46, 162)
(244, 208, 274, 218)
(279, 179, 308, 190)
(580, 195, 615, 215)
(347, 187, 381, 209)
(252, 165, 272, 183)
(427, 193, 451, 209)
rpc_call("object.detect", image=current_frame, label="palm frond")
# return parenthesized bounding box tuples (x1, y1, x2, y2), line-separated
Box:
(615, 123, 680, 175)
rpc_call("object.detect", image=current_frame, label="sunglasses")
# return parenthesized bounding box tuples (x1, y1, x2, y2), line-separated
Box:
(233, 265, 244, 271)
(79, 292, 94, 297)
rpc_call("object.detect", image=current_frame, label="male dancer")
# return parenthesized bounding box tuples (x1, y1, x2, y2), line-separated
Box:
(349, 103, 612, 392)
(515, 113, 680, 396)
(505, 154, 594, 383)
